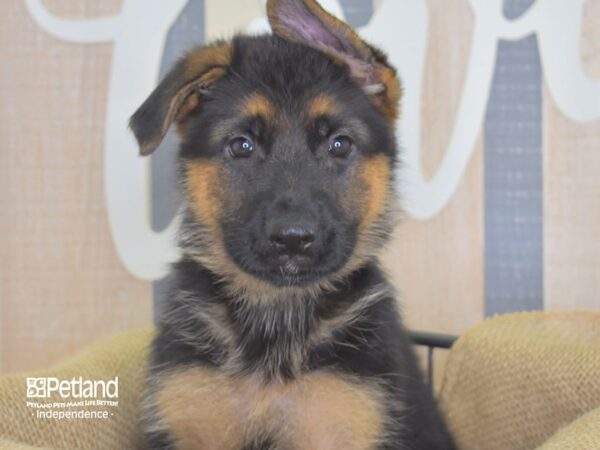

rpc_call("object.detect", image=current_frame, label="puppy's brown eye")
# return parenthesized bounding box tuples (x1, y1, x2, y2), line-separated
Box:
(227, 137, 254, 158)
(328, 136, 353, 158)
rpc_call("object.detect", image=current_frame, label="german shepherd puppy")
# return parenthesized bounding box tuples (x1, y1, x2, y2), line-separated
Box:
(130, 0, 455, 448)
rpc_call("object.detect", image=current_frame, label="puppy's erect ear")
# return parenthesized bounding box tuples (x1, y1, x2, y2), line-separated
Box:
(130, 41, 231, 156)
(267, 0, 401, 122)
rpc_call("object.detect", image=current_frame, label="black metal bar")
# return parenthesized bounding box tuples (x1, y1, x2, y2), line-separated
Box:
(426, 345, 434, 387)
(408, 330, 459, 389)
(409, 330, 459, 349)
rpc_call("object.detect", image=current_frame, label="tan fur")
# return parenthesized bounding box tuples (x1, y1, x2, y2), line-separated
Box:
(173, 94, 200, 137)
(289, 372, 386, 449)
(308, 94, 339, 118)
(324, 154, 396, 284)
(371, 66, 402, 124)
(158, 67, 227, 148)
(155, 368, 244, 450)
(156, 367, 386, 450)
(184, 41, 232, 79)
(357, 155, 391, 230)
(184, 161, 226, 232)
(243, 93, 275, 122)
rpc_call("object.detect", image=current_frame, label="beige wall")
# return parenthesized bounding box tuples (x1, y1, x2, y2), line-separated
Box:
(1, 0, 599, 373)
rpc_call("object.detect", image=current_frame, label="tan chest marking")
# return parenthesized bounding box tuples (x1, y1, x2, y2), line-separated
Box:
(156, 367, 386, 450)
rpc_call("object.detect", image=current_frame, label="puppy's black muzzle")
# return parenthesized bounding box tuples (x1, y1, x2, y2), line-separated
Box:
(224, 184, 354, 286)
(267, 220, 317, 274)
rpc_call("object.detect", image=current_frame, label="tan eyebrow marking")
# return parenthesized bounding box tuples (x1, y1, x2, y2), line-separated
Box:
(307, 94, 340, 118)
(242, 93, 275, 121)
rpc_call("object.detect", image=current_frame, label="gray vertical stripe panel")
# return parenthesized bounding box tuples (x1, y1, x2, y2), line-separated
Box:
(484, 0, 543, 316)
(152, 0, 205, 321)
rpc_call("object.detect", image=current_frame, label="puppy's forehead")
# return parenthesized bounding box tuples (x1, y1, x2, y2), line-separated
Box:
(230, 36, 354, 100)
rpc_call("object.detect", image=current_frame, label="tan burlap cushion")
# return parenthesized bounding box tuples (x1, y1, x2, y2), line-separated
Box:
(439, 311, 600, 450)
(0, 328, 153, 450)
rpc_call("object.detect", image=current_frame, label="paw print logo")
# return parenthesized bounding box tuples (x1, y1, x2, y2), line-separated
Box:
(26, 378, 46, 398)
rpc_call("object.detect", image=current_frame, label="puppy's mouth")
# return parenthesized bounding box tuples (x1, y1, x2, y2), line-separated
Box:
(271, 254, 315, 276)
(224, 238, 348, 288)
(256, 249, 331, 286)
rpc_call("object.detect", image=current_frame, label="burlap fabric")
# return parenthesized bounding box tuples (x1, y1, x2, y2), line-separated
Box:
(0, 328, 153, 450)
(536, 405, 600, 449)
(439, 311, 600, 450)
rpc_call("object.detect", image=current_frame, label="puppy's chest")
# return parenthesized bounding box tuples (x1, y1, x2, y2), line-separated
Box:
(156, 367, 386, 450)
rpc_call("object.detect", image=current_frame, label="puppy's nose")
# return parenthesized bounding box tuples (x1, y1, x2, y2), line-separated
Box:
(269, 226, 315, 254)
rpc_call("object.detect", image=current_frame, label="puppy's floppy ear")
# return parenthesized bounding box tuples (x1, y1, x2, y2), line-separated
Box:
(130, 41, 231, 156)
(267, 0, 401, 122)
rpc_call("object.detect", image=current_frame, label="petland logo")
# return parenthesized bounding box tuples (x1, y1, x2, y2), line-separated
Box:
(26, 377, 119, 399)
(26, 377, 119, 420)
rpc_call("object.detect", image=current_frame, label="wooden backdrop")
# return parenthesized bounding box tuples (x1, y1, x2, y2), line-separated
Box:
(1, 0, 599, 373)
